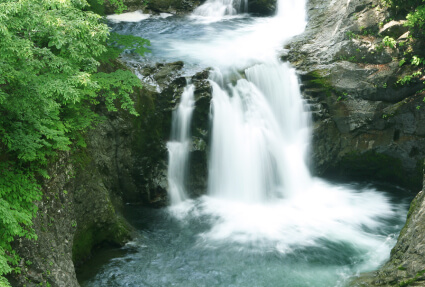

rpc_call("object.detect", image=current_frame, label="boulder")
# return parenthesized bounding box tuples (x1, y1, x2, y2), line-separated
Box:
(248, 0, 276, 15)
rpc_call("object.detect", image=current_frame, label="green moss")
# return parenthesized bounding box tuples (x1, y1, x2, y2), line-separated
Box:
(407, 193, 420, 219)
(72, 215, 131, 264)
(306, 70, 333, 97)
(147, 0, 181, 11)
(398, 269, 425, 287)
(131, 88, 169, 189)
(86, 0, 106, 15)
(395, 189, 425, 245)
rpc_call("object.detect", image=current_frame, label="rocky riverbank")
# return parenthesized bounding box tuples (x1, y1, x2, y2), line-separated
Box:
(286, 0, 425, 285)
(7, 61, 211, 286)
(286, 0, 425, 191)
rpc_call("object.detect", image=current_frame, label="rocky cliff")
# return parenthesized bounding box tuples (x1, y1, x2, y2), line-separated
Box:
(286, 0, 425, 285)
(352, 168, 425, 285)
(286, 0, 425, 191)
(7, 61, 211, 287)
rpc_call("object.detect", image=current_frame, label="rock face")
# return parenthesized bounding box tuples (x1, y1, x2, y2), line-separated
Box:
(286, 0, 425, 285)
(7, 61, 211, 286)
(286, 0, 425, 191)
(130, 61, 211, 200)
(248, 0, 276, 15)
(351, 165, 425, 286)
(7, 156, 79, 287)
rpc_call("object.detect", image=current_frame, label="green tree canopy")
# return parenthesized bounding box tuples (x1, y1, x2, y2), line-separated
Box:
(0, 0, 149, 285)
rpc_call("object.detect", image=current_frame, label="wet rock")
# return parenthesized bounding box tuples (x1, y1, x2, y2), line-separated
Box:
(351, 165, 425, 286)
(189, 70, 212, 197)
(7, 156, 79, 287)
(146, 0, 202, 14)
(125, 61, 212, 204)
(379, 20, 408, 38)
(287, 0, 425, 285)
(286, 0, 425, 191)
(99, 0, 202, 15)
(248, 0, 276, 15)
(4, 60, 213, 287)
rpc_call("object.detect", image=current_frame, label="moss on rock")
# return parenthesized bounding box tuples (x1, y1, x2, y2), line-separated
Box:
(72, 215, 131, 264)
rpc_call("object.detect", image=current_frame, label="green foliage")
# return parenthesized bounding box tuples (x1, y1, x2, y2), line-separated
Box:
(0, 0, 148, 284)
(91, 70, 142, 115)
(396, 71, 422, 86)
(383, 0, 425, 38)
(346, 31, 359, 40)
(406, 5, 425, 30)
(0, 162, 41, 282)
(102, 0, 127, 13)
(381, 0, 425, 13)
(411, 55, 424, 66)
(382, 0, 425, 99)
(99, 33, 151, 63)
(383, 36, 397, 48)
(398, 269, 425, 287)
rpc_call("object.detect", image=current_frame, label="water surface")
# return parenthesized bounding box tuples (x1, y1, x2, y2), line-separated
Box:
(78, 2, 414, 286)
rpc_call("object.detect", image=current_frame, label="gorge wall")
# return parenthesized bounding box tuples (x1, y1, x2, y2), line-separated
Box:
(286, 0, 425, 191)
(7, 61, 211, 286)
(285, 0, 425, 285)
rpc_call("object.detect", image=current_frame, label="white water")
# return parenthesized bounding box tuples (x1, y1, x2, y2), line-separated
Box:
(85, 0, 412, 286)
(167, 84, 196, 205)
(106, 10, 150, 22)
(208, 64, 310, 201)
(155, 0, 407, 283)
(193, 0, 247, 19)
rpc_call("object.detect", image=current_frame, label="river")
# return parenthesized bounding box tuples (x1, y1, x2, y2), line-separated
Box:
(78, 1, 412, 286)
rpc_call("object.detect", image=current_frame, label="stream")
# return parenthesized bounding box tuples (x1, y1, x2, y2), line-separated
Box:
(78, 1, 412, 286)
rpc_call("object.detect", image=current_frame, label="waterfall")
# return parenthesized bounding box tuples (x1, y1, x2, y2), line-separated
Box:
(167, 0, 309, 205)
(193, 0, 247, 18)
(93, 1, 408, 286)
(200, 0, 309, 201)
(167, 84, 195, 205)
(208, 63, 310, 202)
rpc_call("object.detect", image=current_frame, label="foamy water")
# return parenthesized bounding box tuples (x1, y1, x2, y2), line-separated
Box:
(106, 10, 150, 22)
(80, 1, 412, 286)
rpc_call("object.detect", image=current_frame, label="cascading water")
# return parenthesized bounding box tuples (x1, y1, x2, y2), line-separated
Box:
(79, 0, 411, 286)
(208, 63, 311, 202)
(167, 84, 195, 205)
(192, 0, 247, 18)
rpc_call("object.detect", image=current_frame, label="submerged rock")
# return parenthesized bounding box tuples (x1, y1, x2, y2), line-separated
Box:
(87, 0, 202, 15)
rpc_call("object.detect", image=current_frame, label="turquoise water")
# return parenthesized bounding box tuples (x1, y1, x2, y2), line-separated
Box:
(77, 9, 413, 287)
(78, 182, 410, 287)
